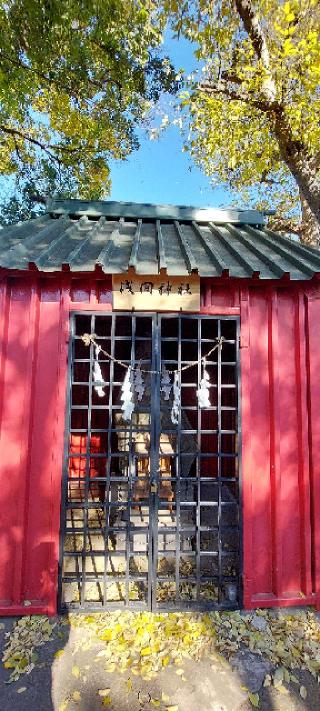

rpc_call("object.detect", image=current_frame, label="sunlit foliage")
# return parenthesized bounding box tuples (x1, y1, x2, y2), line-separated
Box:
(161, 0, 320, 241)
(0, 0, 177, 198)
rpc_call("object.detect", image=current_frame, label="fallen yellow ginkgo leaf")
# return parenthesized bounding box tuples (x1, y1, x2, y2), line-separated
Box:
(141, 647, 151, 656)
(300, 686, 307, 699)
(248, 692, 259, 708)
(98, 689, 111, 697)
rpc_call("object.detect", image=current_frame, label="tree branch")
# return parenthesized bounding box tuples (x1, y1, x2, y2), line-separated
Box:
(234, 0, 277, 103)
(199, 81, 247, 101)
(0, 123, 116, 165)
(220, 70, 243, 85)
(268, 216, 302, 235)
(0, 124, 60, 164)
(260, 170, 279, 185)
(198, 81, 272, 112)
(0, 123, 97, 166)
(0, 49, 122, 101)
(199, 1, 320, 226)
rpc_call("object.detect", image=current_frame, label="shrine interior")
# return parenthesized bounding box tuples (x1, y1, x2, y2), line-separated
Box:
(61, 313, 240, 610)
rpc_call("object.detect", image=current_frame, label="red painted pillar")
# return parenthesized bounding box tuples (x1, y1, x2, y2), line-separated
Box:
(240, 286, 252, 607)
(305, 289, 320, 608)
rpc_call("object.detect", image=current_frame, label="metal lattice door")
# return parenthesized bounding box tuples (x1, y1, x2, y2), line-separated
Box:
(60, 313, 241, 611)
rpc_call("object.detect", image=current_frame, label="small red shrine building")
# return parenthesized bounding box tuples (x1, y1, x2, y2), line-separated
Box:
(0, 198, 320, 616)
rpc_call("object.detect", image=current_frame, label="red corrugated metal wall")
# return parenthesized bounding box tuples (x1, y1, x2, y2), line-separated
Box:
(202, 278, 320, 608)
(0, 272, 320, 614)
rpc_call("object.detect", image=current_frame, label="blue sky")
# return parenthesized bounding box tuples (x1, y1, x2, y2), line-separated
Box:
(108, 126, 233, 208)
(109, 35, 234, 209)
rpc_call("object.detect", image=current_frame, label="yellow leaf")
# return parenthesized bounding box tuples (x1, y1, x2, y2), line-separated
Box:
(54, 650, 64, 659)
(98, 689, 111, 697)
(151, 700, 160, 707)
(102, 698, 111, 707)
(162, 656, 170, 667)
(72, 665, 80, 678)
(126, 678, 133, 692)
(17, 687, 27, 693)
(162, 693, 170, 702)
(290, 674, 299, 684)
(166, 706, 178, 711)
(277, 685, 289, 695)
(285, 11, 295, 21)
(283, 38, 296, 57)
(101, 630, 113, 641)
(72, 691, 81, 702)
(141, 647, 151, 656)
(58, 702, 68, 711)
(300, 686, 307, 699)
(248, 692, 260, 707)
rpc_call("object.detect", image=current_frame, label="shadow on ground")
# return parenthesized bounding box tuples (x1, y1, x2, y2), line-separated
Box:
(0, 616, 70, 711)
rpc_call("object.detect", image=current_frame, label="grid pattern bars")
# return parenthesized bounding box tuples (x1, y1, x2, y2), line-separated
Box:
(59, 313, 241, 611)
(155, 315, 240, 609)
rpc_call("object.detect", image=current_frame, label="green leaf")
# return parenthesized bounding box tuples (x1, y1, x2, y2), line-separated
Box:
(0, 0, 179, 203)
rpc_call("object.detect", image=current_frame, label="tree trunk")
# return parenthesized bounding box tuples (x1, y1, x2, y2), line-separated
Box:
(299, 191, 320, 247)
(233, 0, 320, 230)
(272, 112, 320, 227)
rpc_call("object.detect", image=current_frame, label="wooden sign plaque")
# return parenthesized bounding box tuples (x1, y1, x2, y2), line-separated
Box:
(112, 273, 200, 312)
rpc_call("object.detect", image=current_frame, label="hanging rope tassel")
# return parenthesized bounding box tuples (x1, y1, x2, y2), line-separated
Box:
(121, 366, 135, 421)
(133, 363, 145, 401)
(161, 365, 172, 400)
(93, 345, 105, 398)
(197, 356, 211, 408)
(171, 371, 180, 424)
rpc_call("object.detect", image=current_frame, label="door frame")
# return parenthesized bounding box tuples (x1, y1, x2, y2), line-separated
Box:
(58, 311, 242, 612)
